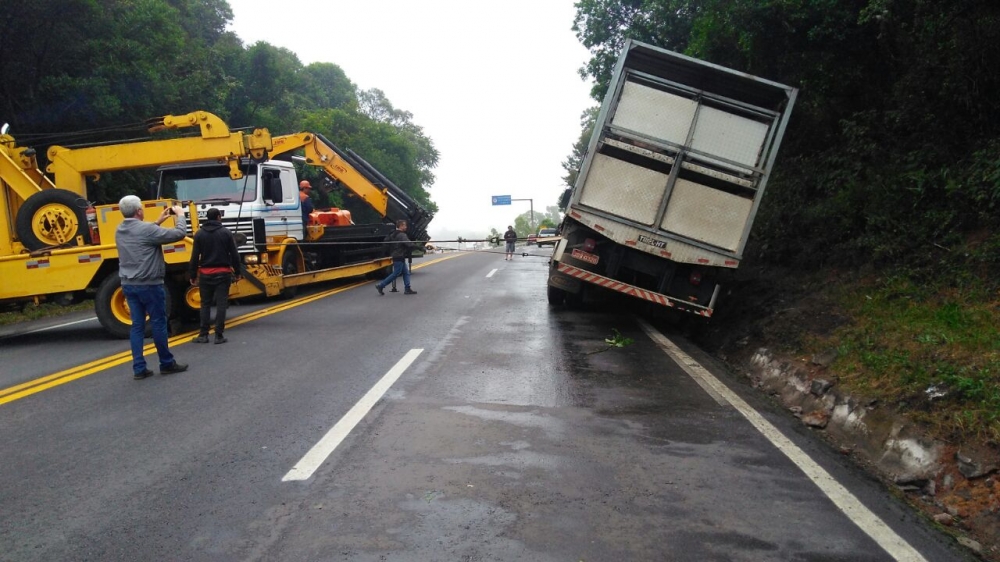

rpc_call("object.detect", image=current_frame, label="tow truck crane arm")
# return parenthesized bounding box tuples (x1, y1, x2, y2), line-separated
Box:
(269, 132, 433, 241)
(44, 110, 273, 200)
(3, 110, 272, 252)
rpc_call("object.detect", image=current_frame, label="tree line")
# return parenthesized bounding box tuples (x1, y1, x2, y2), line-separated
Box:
(0, 0, 437, 221)
(566, 0, 1000, 279)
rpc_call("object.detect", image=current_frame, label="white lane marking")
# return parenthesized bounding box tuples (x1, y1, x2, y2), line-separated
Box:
(642, 325, 728, 406)
(21, 317, 98, 335)
(637, 318, 927, 562)
(486, 268, 498, 278)
(282, 348, 424, 482)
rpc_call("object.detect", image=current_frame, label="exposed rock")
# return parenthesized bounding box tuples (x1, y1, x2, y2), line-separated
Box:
(880, 437, 943, 484)
(810, 378, 834, 396)
(801, 411, 829, 428)
(811, 349, 838, 367)
(924, 479, 936, 496)
(933, 513, 954, 525)
(957, 449, 1000, 479)
(958, 537, 983, 554)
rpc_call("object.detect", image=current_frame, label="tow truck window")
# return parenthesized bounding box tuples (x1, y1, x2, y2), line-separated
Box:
(159, 166, 257, 203)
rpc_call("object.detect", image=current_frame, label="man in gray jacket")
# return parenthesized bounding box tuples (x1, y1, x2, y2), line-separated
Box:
(116, 195, 189, 379)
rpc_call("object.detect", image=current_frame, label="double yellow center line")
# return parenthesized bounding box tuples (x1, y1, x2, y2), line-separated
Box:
(0, 254, 462, 406)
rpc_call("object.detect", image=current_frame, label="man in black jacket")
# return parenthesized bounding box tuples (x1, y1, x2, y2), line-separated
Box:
(375, 220, 418, 296)
(189, 208, 242, 344)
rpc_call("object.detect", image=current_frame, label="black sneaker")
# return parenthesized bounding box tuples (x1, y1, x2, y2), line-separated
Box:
(214, 336, 227, 345)
(160, 362, 189, 375)
(376, 285, 384, 296)
(404, 288, 418, 295)
(133, 369, 154, 380)
(193, 335, 209, 343)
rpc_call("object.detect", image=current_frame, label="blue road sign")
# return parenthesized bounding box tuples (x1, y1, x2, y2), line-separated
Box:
(491, 195, 512, 205)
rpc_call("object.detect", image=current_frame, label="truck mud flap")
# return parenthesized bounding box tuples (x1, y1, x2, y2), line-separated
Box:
(554, 262, 713, 317)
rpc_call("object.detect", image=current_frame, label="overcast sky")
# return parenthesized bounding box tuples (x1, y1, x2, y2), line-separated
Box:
(227, 0, 596, 241)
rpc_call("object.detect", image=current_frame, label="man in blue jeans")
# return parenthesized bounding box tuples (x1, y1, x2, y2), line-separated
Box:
(115, 195, 190, 379)
(375, 220, 418, 296)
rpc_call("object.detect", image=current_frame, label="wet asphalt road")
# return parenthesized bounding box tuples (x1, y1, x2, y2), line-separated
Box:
(0, 248, 973, 561)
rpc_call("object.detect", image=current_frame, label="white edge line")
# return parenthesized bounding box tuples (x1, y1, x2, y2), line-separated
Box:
(21, 317, 98, 335)
(282, 348, 424, 482)
(636, 318, 927, 562)
(486, 268, 498, 278)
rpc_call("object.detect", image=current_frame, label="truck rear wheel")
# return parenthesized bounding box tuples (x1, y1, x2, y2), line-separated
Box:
(15, 189, 92, 251)
(95, 273, 174, 339)
(281, 246, 301, 298)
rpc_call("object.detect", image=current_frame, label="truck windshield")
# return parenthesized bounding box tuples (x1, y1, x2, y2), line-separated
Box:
(159, 166, 257, 203)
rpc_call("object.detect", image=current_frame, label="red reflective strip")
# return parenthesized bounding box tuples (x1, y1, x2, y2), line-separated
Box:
(625, 240, 637, 246)
(594, 224, 605, 232)
(698, 258, 710, 264)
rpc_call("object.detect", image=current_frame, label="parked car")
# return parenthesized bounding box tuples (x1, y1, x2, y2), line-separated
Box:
(536, 228, 559, 247)
(527, 233, 538, 246)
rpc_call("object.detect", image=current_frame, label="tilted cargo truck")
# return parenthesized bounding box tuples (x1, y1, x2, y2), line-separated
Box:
(547, 40, 797, 317)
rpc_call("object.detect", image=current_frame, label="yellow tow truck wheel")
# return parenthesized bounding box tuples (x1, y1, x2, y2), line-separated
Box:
(184, 285, 202, 310)
(15, 189, 92, 251)
(94, 273, 175, 339)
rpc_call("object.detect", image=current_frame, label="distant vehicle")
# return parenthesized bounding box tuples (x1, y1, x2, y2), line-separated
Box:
(527, 233, 538, 246)
(536, 228, 559, 247)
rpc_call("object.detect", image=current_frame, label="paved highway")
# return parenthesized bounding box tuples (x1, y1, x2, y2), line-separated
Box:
(0, 249, 972, 561)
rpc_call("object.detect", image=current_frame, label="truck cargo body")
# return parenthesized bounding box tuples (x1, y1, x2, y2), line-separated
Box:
(548, 40, 797, 317)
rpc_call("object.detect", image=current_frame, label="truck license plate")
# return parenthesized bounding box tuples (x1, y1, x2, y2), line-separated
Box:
(571, 248, 599, 265)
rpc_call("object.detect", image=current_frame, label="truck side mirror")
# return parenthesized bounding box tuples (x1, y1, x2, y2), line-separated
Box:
(148, 181, 158, 200)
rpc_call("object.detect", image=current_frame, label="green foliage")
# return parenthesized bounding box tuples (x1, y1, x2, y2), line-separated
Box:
(0, 0, 437, 215)
(512, 210, 549, 238)
(0, 302, 93, 327)
(828, 276, 1000, 438)
(571, 0, 1000, 279)
(561, 106, 599, 195)
(605, 328, 635, 348)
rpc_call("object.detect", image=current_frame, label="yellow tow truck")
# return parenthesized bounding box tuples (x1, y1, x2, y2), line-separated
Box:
(1, 111, 432, 337)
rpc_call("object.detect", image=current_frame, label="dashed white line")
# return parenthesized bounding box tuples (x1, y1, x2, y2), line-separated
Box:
(282, 348, 424, 482)
(486, 268, 498, 278)
(637, 318, 927, 562)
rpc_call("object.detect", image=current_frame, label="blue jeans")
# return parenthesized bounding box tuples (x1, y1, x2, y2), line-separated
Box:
(376, 260, 410, 291)
(122, 284, 175, 375)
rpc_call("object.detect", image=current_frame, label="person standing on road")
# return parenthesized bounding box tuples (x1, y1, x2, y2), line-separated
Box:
(115, 196, 189, 380)
(503, 225, 517, 261)
(376, 220, 418, 296)
(299, 180, 314, 235)
(189, 207, 242, 345)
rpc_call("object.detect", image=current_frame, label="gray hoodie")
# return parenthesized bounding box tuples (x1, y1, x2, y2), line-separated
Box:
(116, 214, 187, 285)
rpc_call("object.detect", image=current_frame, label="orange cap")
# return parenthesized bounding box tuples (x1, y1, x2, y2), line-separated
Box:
(299, 180, 311, 190)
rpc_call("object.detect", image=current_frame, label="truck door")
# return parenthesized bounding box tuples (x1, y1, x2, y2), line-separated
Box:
(259, 165, 300, 241)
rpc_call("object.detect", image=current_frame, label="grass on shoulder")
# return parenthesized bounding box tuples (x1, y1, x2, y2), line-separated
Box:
(0, 301, 93, 327)
(814, 274, 1000, 442)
